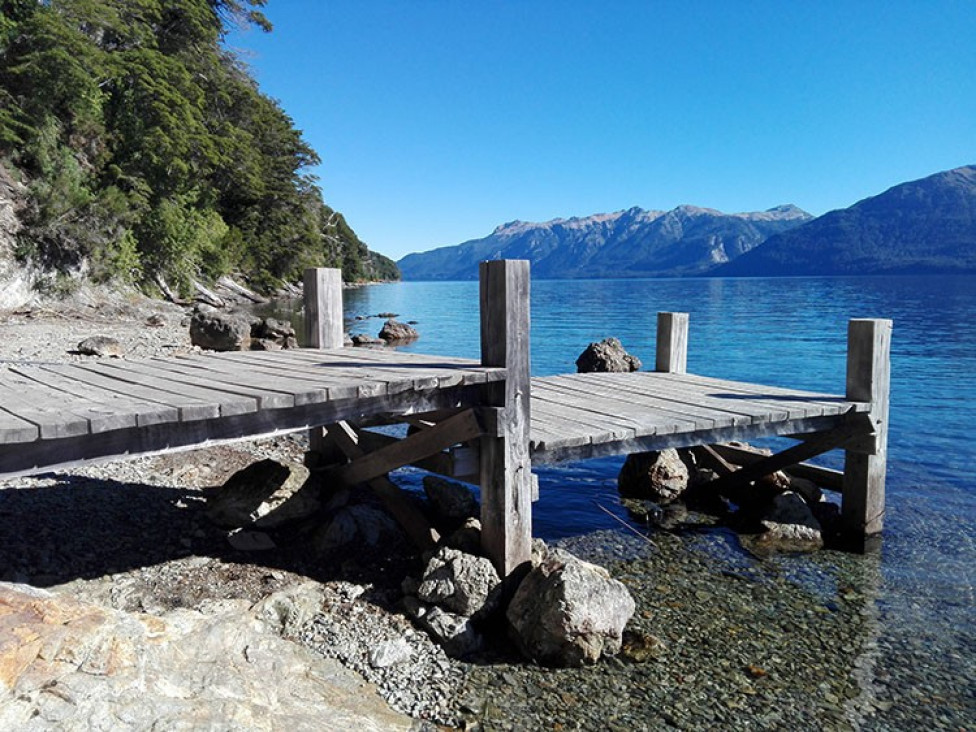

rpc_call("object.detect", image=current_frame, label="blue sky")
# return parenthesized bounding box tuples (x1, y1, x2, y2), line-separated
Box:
(228, 1, 975, 261)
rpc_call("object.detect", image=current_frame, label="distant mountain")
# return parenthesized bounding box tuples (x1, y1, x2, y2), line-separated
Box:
(718, 165, 976, 276)
(398, 204, 812, 280)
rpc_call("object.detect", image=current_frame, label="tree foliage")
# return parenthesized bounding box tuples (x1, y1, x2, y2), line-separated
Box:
(0, 0, 397, 292)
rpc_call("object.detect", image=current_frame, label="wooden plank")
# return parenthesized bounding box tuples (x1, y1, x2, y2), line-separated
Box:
(656, 312, 689, 373)
(553, 373, 769, 426)
(536, 376, 716, 432)
(8, 365, 178, 428)
(531, 393, 640, 443)
(479, 259, 532, 576)
(254, 347, 501, 389)
(184, 352, 388, 401)
(0, 368, 137, 435)
(333, 409, 483, 485)
(38, 364, 222, 422)
(0, 405, 40, 443)
(329, 421, 439, 550)
(664, 372, 865, 414)
(109, 358, 297, 410)
(843, 318, 892, 539)
(89, 362, 257, 417)
(585, 372, 814, 422)
(530, 413, 858, 465)
(304, 268, 344, 349)
(701, 412, 870, 496)
(0, 371, 95, 439)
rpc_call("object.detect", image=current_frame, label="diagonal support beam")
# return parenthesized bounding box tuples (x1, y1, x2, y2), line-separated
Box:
(328, 422, 439, 550)
(701, 412, 873, 497)
(333, 409, 483, 486)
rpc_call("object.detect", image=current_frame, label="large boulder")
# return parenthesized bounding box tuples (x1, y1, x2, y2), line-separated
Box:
(378, 319, 419, 343)
(417, 547, 500, 618)
(617, 449, 689, 502)
(506, 548, 635, 667)
(189, 306, 251, 351)
(575, 337, 641, 373)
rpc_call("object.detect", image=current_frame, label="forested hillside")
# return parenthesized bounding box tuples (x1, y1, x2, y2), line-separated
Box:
(0, 0, 398, 295)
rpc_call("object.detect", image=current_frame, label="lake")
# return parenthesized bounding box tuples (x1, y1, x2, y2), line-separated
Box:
(278, 274, 976, 725)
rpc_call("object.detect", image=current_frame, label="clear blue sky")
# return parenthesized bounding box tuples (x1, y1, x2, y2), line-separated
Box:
(228, 1, 975, 261)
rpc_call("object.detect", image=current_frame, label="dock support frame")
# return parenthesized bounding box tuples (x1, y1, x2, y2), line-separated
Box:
(479, 259, 533, 576)
(842, 318, 892, 543)
(656, 312, 689, 373)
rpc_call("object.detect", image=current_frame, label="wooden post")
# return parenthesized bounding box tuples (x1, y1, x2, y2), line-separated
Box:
(656, 312, 689, 373)
(304, 268, 344, 465)
(303, 268, 344, 349)
(479, 259, 532, 576)
(842, 318, 892, 541)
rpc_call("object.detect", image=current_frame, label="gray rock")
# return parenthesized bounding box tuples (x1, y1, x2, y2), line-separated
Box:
(76, 335, 124, 357)
(369, 638, 414, 669)
(575, 337, 641, 373)
(0, 582, 413, 730)
(189, 307, 251, 351)
(423, 476, 479, 527)
(226, 529, 277, 551)
(506, 548, 636, 667)
(251, 317, 297, 350)
(754, 491, 824, 553)
(618, 449, 689, 502)
(316, 504, 401, 549)
(352, 333, 386, 347)
(418, 547, 500, 618)
(404, 597, 483, 657)
(378, 319, 419, 343)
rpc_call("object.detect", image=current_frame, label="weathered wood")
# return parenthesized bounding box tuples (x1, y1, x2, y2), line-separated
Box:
(303, 268, 344, 349)
(709, 442, 845, 492)
(695, 412, 870, 496)
(328, 421, 439, 550)
(479, 259, 533, 575)
(656, 312, 689, 373)
(842, 318, 892, 539)
(355, 429, 480, 483)
(333, 409, 483, 485)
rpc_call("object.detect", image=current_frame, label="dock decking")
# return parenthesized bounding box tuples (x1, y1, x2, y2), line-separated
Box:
(0, 261, 891, 575)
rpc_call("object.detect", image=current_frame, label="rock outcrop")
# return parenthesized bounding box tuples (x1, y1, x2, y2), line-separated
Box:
(617, 449, 689, 502)
(0, 582, 413, 730)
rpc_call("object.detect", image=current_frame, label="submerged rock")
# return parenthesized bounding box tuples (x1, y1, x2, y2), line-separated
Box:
(506, 548, 635, 667)
(378, 319, 419, 343)
(752, 491, 824, 553)
(575, 337, 641, 373)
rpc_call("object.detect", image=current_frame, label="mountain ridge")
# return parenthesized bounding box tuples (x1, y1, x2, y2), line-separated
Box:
(399, 204, 812, 280)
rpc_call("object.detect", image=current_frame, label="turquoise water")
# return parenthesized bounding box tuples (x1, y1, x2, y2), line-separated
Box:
(337, 275, 976, 720)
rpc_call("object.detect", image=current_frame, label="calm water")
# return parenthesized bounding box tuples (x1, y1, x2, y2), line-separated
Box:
(284, 275, 976, 720)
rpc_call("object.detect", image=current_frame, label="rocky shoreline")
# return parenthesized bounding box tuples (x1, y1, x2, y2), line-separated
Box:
(2, 290, 971, 730)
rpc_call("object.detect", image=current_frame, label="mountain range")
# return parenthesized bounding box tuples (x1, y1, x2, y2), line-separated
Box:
(398, 205, 812, 280)
(398, 165, 976, 279)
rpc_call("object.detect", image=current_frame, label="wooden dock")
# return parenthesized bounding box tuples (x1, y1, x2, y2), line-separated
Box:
(0, 261, 891, 574)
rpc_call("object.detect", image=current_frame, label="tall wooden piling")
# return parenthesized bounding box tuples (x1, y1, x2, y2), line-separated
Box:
(479, 259, 533, 575)
(656, 312, 689, 373)
(842, 318, 892, 540)
(304, 267, 344, 464)
(303, 268, 344, 349)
